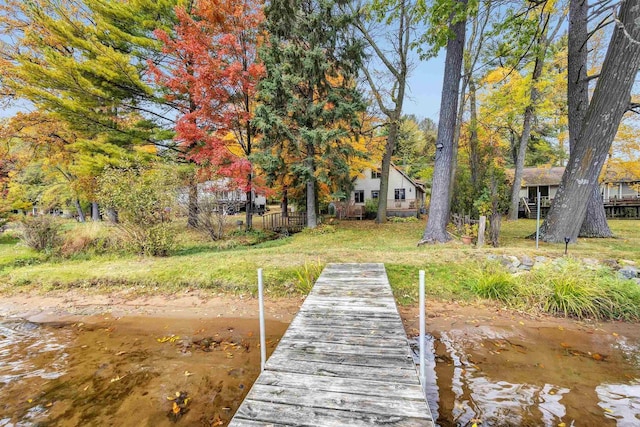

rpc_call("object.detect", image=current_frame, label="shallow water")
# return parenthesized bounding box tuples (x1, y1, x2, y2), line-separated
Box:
(0, 316, 287, 427)
(2, 314, 639, 426)
(411, 324, 640, 426)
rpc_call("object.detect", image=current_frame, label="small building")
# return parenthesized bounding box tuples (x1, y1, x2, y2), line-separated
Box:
(345, 164, 425, 218)
(178, 179, 266, 215)
(516, 167, 565, 209)
(515, 167, 640, 219)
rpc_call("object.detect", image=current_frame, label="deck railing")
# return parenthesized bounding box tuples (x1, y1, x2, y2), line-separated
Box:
(386, 198, 419, 210)
(262, 212, 307, 233)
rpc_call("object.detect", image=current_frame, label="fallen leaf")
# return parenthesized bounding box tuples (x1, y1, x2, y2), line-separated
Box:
(560, 342, 570, 348)
(184, 371, 193, 377)
(518, 321, 525, 326)
(613, 332, 619, 337)
(27, 399, 33, 403)
(110, 375, 126, 383)
(172, 402, 181, 414)
(592, 353, 604, 361)
(45, 402, 53, 408)
(604, 408, 613, 413)
(558, 423, 566, 427)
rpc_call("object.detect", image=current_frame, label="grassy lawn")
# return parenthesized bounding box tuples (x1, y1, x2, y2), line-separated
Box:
(1, 217, 639, 317)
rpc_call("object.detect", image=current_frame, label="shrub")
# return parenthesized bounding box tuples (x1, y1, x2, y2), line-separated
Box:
(97, 165, 177, 256)
(19, 215, 62, 252)
(364, 198, 378, 214)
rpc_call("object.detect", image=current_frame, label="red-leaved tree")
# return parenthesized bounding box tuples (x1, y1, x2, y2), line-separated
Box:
(150, 0, 265, 228)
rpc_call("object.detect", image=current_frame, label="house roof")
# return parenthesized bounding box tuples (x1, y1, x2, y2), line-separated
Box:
(514, 166, 640, 186)
(519, 167, 565, 186)
(390, 163, 425, 193)
(602, 168, 640, 183)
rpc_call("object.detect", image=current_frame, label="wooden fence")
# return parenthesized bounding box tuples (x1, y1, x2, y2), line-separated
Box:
(262, 212, 307, 233)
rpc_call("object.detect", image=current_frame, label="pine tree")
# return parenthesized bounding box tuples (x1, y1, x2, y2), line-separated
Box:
(254, 0, 366, 229)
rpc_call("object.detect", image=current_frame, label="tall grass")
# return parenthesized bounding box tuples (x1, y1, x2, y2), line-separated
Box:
(466, 258, 640, 320)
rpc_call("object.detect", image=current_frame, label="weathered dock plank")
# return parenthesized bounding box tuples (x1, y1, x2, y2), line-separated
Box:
(229, 263, 433, 427)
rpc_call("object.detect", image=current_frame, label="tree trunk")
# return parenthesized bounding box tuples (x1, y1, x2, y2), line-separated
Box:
(245, 118, 254, 231)
(281, 186, 289, 218)
(306, 180, 317, 228)
(508, 40, 547, 220)
(420, 1, 467, 244)
(91, 202, 100, 221)
(306, 144, 317, 229)
(580, 186, 612, 237)
(490, 212, 501, 247)
(376, 118, 400, 223)
(106, 208, 118, 223)
(74, 199, 85, 223)
(568, 0, 613, 238)
(540, 0, 640, 242)
(187, 180, 198, 228)
(468, 80, 480, 189)
(245, 187, 253, 230)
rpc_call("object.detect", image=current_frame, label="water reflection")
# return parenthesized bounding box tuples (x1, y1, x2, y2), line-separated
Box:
(596, 381, 640, 426)
(411, 325, 640, 427)
(0, 320, 69, 384)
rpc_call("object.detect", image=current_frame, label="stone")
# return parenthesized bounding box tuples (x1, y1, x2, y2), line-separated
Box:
(521, 255, 534, 267)
(618, 266, 640, 280)
(582, 258, 599, 266)
(620, 259, 637, 266)
(602, 259, 619, 269)
(487, 254, 498, 261)
(506, 255, 520, 268)
(535, 256, 548, 264)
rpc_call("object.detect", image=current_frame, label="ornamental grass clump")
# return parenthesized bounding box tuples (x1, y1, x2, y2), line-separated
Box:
(529, 258, 633, 320)
(466, 262, 520, 303)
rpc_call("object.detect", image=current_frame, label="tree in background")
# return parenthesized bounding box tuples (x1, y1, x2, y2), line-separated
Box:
(501, 0, 566, 220)
(346, 0, 417, 223)
(255, 0, 366, 228)
(152, 0, 265, 229)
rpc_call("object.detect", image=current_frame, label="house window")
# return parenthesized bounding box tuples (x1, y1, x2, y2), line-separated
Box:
(371, 190, 379, 199)
(371, 170, 382, 179)
(354, 190, 365, 203)
(394, 188, 406, 201)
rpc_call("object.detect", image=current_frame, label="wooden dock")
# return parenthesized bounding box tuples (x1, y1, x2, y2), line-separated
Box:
(230, 263, 434, 426)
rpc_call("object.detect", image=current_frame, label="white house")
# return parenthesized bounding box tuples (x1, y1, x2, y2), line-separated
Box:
(347, 164, 425, 218)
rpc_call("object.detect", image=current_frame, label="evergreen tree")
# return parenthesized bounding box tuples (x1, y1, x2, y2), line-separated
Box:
(254, 0, 366, 228)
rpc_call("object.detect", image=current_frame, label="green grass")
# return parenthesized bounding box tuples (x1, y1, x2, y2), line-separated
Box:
(0, 218, 639, 320)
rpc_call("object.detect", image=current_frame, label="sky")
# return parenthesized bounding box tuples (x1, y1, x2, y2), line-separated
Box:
(1, 70, 446, 123)
(0, 57, 447, 123)
(403, 53, 445, 122)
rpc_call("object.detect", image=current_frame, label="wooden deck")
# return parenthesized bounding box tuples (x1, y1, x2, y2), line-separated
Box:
(230, 263, 434, 427)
